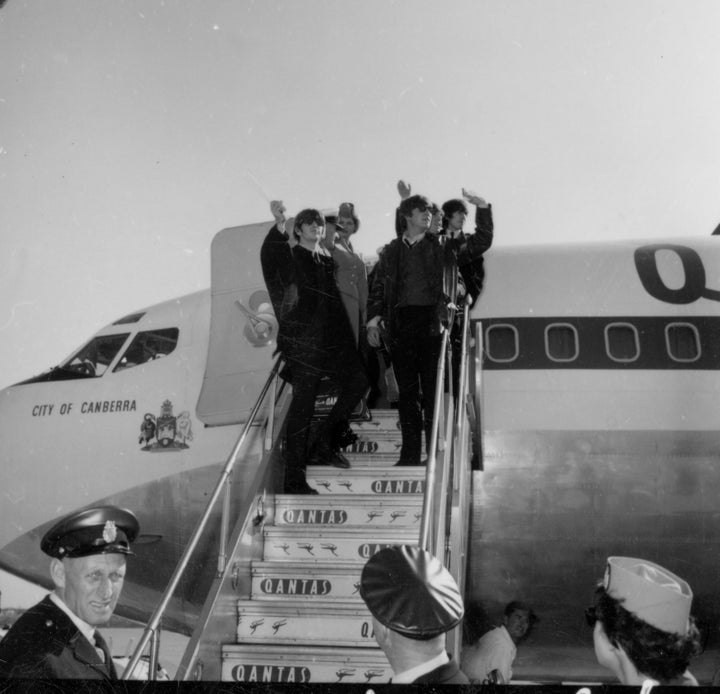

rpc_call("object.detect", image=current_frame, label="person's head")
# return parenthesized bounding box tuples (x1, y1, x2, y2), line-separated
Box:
(587, 557, 701, 684)
(442, 199, 469, 233)
(337, 202, 360, 238)
(359, 545, 464, 672)
(42, 506, 139, 627)
(428, 203, 443, 235)
(502, 600, 534, 643)
(292, 208, 325, 249)
(398, 195, 432, 235)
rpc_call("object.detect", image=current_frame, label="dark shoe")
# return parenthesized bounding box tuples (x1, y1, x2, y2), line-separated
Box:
(308, 428, 351, 468)
(394, 458, 419, 467)
(333, 420, 358, 450)
(328, 450, 351, 469)
(284, 481, 319, 495)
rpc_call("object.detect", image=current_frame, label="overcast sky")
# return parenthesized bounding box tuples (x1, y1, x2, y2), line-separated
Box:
(2, 0, 720, 393)
(2, 0, 720, 608)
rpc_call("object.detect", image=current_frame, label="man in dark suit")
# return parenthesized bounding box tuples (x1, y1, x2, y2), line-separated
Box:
(0, 505, 139, 679)
(359, 544, 469, 684)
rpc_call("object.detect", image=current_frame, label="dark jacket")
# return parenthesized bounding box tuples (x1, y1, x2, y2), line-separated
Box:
(414, 656, 470, 684)
(368, 210, 493, 338)
(260, 224, 295, 354)
(0, 595, 117, 679)
(455, 205, 494, 301)
(283, 245, 356, 375)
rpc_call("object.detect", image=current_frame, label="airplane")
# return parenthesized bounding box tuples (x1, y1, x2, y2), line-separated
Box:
(1, 221, 719, 681)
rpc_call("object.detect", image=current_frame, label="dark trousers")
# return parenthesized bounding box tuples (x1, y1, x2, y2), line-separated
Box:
(284, 345, 367, 485)
(390, 307, 443, 464)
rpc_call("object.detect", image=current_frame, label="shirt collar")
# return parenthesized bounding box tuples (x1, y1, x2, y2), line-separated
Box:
(49, 592, 96, 645)
(392, 651, 449, 684)
(402, 231, 426, 247)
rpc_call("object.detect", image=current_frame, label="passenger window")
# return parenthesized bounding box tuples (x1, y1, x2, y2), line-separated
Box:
(485, 324, 519, 362)
(605, 323, 640, 362)
(114, 328, 179, 372)
(666, 323, 700, 362)
(545, 323, 578, 362)
(63, 334, 130, 378)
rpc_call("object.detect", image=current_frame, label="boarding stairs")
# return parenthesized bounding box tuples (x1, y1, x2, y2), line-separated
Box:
(122, 305, 477, 683)
(221, 409, 419, 684)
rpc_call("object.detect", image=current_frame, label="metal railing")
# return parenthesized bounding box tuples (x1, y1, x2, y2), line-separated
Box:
(418, 297, 476, 559)
(122, 358, 283, 680)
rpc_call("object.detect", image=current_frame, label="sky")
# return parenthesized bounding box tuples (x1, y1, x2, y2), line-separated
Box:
(2, 0, 720, 394)
(1, 0, 720, 610)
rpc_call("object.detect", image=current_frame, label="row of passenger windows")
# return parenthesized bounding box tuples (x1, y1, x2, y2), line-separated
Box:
(485, 322, 701, 364)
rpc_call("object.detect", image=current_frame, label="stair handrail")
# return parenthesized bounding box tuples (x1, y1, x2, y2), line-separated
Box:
(444, 297, 475, 661)
(418, 323, 451, 554)
(122, 357, 283, 680)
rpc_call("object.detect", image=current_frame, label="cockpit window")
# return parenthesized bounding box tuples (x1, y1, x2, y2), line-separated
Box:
(16, 332, 131, 384)
(63, 333, 130, 377)
(113, 328, 179, 372)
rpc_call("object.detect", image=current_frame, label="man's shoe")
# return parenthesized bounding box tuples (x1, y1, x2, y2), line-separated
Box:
(328, 450, 351, 469)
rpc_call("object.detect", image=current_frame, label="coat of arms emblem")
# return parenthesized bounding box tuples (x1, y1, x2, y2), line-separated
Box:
(138, 399, 193, 452)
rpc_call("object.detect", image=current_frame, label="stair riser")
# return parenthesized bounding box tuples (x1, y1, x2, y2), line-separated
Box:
(307, 474, 426, 496)
(222, 648, 391, 684)
(251, 573, 362, 601)
(339, 436, 401, 455)
(263, 530, 418, 562)
(237, 611, 376, 647)
(274, 503, 422, 527)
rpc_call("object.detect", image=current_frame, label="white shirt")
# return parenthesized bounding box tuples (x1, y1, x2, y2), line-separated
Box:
(461, 625, 516, 684)
(49, 592, 97, 648)
(392, 651, 449, 684)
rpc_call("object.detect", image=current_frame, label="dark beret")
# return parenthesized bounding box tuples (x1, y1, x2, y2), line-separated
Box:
(41, 506, 139, 559)
(359, 545, 464, 640)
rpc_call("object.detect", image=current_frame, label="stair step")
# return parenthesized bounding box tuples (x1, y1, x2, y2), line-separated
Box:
(250, 561, 364, 602)
(236, 601, 377, 647)
(340, 451, 400, 466)
(339, 433, 402, 456)
(307, 466, 426, 495)
(274, 494, 423, 527)
(352, 409, 400, 432)
(262, 526, 418, 562)
(222, 644, 391, 684)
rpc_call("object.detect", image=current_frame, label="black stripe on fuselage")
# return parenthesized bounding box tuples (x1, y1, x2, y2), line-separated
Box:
(477, 316, 720, 370)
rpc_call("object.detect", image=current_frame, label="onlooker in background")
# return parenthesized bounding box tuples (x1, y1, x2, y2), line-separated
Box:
(587, 556, 702, 686)
(461, 600, 534, 684)
(0, 506, 139, 679)
(330, 202, 367, 347)
(359, 545, 468, 684)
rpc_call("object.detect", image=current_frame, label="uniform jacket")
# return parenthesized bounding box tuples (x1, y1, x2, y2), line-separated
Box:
(368, 210, 493, 339)
(0, 595, 117, 679)
(413, 656, 470, 684)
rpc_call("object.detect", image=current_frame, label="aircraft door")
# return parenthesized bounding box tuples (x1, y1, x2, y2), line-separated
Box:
(196, 223, 278, 426)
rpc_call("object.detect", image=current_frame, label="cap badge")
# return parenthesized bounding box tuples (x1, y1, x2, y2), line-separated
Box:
(102, 520, 117, 543)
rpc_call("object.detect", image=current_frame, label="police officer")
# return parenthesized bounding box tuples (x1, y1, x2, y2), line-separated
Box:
(0, 505, 139, 679)
(359, 545, 468, 684)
